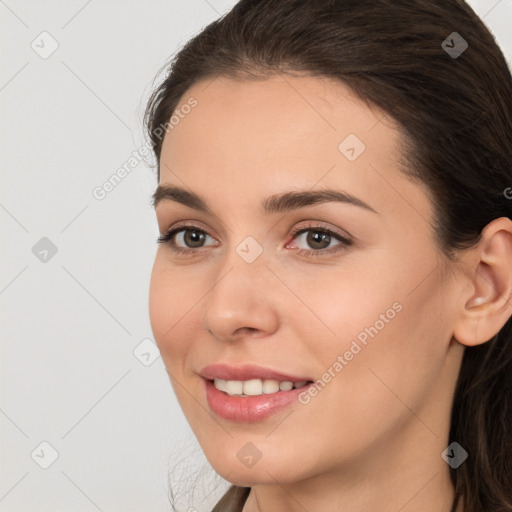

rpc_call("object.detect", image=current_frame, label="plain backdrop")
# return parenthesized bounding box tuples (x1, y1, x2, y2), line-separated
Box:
(1, 1, 511, 511)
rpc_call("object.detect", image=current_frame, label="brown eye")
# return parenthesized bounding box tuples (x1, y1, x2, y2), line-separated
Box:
(157, 225, 217, 255)
(181, 229, 206, 248)
(289, 225, 352, 256)
(303, 230, 332, 250)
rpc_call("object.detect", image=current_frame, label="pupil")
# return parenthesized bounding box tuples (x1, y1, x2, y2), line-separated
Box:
(308, 231, 329, 249)
(186, 230, 204, 247)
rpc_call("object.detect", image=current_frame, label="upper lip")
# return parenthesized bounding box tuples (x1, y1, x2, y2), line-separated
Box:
(199, 363, 313, 382)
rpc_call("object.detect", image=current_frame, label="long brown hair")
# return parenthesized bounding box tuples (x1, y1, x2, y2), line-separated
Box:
(144, 1, 512, 510)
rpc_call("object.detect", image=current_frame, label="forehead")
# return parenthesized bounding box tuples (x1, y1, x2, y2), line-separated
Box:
(159, 74, 433, 227)
(165, 74, 389, 154)
(162, 74, 393, 176)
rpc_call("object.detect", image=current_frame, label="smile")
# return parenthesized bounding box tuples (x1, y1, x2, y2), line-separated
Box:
(213, 378, 311, 397)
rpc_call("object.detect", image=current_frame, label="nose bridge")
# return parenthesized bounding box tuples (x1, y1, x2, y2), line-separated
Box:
(200, 235, 279, 340)
(213, 228, 270, 290)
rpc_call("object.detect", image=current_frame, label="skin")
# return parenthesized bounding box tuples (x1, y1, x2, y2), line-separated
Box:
(149, 74, 512, 512)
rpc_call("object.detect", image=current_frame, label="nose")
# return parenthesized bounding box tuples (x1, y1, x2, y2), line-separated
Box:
(200, 251, 280, 343)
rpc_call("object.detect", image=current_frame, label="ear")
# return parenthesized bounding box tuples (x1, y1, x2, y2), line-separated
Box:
(452, 217, 512, 347)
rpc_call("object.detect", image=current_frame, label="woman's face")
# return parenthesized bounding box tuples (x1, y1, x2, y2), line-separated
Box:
(149, 74, 464, 487)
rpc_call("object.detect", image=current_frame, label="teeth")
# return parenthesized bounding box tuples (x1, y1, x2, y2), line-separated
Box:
(225, 380, 243, 395)
(213, 378, 309, 397)
(279, 381, 294, 391)
(214, 379, 228, 393)
(262, 379, 279, 394)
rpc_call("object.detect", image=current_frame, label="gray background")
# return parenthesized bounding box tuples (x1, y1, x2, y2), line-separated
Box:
(1, 1, 511, 511)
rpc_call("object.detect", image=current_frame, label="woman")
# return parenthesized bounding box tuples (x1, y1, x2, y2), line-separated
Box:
(144, 1, 512, 511)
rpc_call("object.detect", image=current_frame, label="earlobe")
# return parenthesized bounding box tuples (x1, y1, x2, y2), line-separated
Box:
(452, 217, 512, 347)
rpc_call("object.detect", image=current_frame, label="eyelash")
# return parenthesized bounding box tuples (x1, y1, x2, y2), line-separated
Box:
(156, 222, 353, 258)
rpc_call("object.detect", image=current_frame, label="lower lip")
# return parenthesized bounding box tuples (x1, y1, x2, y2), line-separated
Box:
(203, 378, 313, 422)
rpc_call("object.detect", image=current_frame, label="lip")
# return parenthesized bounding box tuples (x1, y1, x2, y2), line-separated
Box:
(202, 378, 314, 422)
(198, 363, 313, 382)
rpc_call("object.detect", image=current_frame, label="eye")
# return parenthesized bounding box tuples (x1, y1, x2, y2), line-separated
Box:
(157, 225, 217, 256)
(287, 223, 353, 257)
(157, 222, 352, 258)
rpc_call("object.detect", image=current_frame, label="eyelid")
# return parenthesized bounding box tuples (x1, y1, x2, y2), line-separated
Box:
(158, 219, 351, 241)
(158, 219, 212, 236)
(288, 221, 353, 244)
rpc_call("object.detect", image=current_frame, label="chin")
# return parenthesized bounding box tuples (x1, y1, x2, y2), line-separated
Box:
(208, 453, 310, 487)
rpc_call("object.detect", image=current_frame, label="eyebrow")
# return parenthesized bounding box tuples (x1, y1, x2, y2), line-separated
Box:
(152, 185, 379, 215)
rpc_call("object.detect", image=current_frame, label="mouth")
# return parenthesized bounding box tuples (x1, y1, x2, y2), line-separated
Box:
(202, 377, 316, 422)
(198, 363, 316, 420)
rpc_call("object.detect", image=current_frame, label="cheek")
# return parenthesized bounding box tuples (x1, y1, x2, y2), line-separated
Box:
(284, 259, 400, 361)
(148, 254, 198, 363)
(292, 258, 449, 441)
(337, 283, 447, 430)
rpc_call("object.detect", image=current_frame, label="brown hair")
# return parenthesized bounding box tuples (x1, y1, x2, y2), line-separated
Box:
(144, 1, 512, 510)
